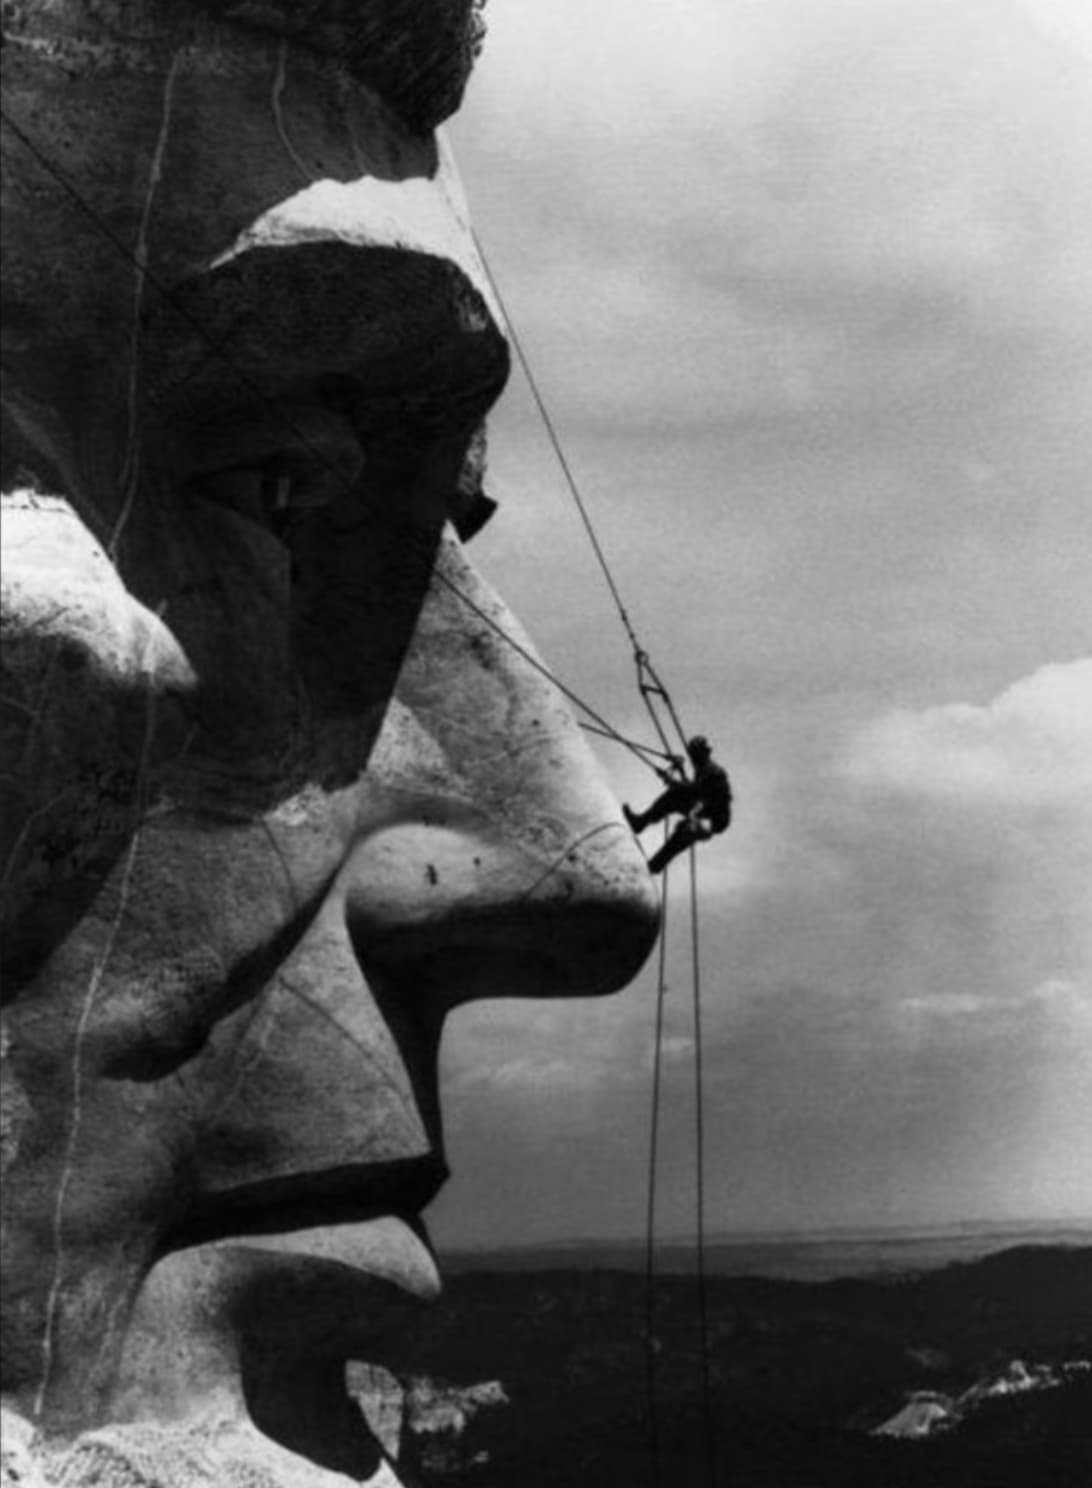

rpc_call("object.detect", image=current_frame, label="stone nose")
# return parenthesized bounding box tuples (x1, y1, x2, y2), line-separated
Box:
(343, 530, 661, 1003)
(344, 815, 659, 1005)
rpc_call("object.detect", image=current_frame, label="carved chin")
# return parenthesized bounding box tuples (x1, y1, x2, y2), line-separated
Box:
(108, 1216, 440, 1483)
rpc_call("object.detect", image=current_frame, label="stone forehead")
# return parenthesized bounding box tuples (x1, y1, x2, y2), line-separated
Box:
(203, 1, 487, 127)
(7, 3, 487, 133)
(168, 1, 489, 133)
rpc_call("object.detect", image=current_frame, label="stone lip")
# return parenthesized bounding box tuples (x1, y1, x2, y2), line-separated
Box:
(219, 1214, 438, 1287)
(95, 1217, 446, 1481)
(169, 1160, 452, 1255)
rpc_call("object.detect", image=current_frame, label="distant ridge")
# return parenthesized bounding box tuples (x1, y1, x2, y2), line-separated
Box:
(441, 1218, 1092, 1282)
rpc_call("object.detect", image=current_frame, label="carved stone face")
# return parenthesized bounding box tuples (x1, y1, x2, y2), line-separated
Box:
(0, 4, 658, 1478)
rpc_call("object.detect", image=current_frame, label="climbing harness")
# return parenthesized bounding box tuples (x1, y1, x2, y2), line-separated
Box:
(2, 103, 720, 1485)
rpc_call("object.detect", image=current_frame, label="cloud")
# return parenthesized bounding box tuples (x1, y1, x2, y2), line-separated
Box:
(898, 992, 995, 1020)
(845, 658, 1092, 807)
(1028, 976, 1092, 1039)
(888, 981, 1092, 1057)
(443, 995, 654, 1100)
(433, 3, 1092, 1242)
(451, 1025, 697, 1099)
(1018, 0, 1092, 58)
(472, 0, 818, 137)
(460, 0, 1092, 442)
(847, 658, 1090, 947)
(483, 1055, 589, 1093)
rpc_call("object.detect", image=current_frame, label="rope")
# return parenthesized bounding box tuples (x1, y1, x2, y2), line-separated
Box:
(430, 570, 671, 772)
(474, 202, 715, 1488)
(638, 650, 691, 765)
(579, 720, 675, 768)
(0, 104, 671, 778)
(470, 228, 644, 657)
(469, 227, 694, 762)
(689, 843, 717, 1485)
(645, 844, 718, 1487)
(643, 838, 672, 1487)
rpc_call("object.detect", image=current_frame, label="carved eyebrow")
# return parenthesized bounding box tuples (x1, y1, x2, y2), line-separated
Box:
(146, 244, 510, 458)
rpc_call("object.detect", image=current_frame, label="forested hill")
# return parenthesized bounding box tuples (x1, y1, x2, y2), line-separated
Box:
(380, 1244, 1092, 1486)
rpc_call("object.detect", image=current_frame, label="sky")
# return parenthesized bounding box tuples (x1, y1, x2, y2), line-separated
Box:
(427, 0, 1092, 1248)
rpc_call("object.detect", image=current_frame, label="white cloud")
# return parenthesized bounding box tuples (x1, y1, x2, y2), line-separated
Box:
(433, 1, 1092, 1242)
(1018, 0, 1092, 59)
(899, 992, 994, 1019)
(1028, 976, 1092, 1037)
(658, 1034, 696, 1061)
(443, 995, 652, 1100)
(485, 1055, 587, 1093)
(461, 0, 1092, 444)
(845, 659, 1092, 807)
(888, 981, 1092, 1056)
(473, 0, 815, 135)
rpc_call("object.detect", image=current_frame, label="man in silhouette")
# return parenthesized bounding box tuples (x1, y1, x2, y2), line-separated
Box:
(624, 735, 732, 874)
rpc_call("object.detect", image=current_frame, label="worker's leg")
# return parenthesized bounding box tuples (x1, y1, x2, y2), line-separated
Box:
(625, 782, 695, 834)
(646, 820, 701, 875)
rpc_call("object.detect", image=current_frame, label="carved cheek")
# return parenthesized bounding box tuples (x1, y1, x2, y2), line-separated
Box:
(187, 892, 440, 1220)
(180, 530, 660, 1215)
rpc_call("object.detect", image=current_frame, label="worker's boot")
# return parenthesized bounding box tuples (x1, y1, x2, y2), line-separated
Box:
(623, 805, 645, 834)
(647, 824, 696, 875)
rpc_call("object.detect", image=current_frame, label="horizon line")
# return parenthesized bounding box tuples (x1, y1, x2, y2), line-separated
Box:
(439, 1214, 1092, 1254)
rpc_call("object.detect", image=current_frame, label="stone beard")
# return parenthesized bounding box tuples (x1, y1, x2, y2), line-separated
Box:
(0, 4, 658, 1483)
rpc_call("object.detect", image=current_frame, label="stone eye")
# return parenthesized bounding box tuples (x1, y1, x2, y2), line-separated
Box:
(182, 406, 365, 527)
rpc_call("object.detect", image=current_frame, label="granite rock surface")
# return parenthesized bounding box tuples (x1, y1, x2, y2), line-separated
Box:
(1, 2, 659, 1480)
